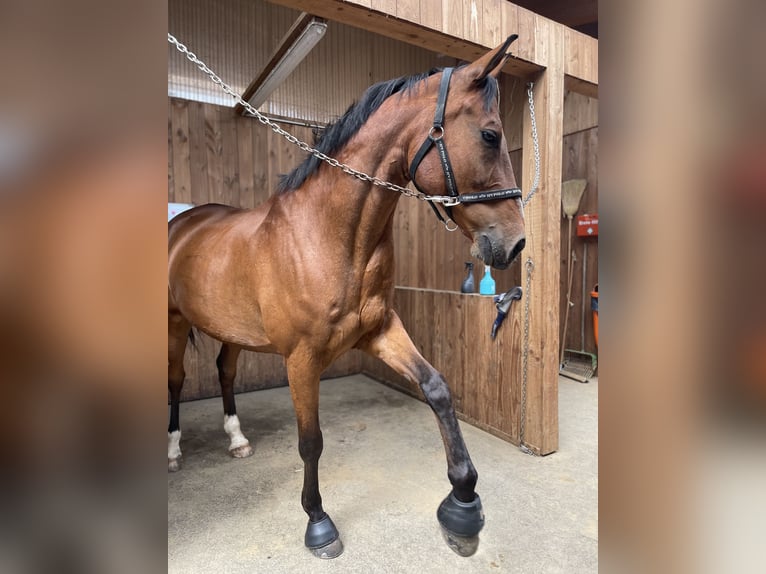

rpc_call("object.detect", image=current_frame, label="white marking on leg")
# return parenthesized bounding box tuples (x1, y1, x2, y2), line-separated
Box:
(168, 430, 182, 460)
(224, 414, 250, 450)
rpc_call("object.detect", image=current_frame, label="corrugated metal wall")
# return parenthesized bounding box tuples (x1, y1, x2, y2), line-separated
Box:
(168, 0, 459, 124)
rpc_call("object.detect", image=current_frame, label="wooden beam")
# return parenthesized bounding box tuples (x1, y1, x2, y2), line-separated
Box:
(265, 0, 597, 97)
(518, 18, 564, 455)
(266, 0, 542, 78)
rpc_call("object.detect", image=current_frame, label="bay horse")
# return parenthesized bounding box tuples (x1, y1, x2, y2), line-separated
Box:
(168, 35, 526, 558)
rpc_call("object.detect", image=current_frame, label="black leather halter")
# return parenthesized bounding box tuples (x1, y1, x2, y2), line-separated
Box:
(408, 67, 523, 228)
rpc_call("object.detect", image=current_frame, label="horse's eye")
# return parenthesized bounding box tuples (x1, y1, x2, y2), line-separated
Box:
(481, 130, 499, 148)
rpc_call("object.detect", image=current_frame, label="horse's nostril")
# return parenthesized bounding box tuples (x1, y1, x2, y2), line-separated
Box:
(510, 238, 526, 261)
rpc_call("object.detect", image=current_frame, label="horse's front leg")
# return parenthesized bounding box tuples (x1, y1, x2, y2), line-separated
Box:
(285, 351, 344, 559)
(360, 311, 484, 557)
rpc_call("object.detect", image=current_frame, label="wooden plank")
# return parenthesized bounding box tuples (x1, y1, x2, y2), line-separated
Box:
(463, 0, 481, 44)
(396, 0, 419, 21)
(514, 6, 536, 65)
(519, 18, 563, 455)
(220, 108, 240, 207)
(170, 99, 193, 205)
(267, 128, 280, 193)
(371, 0, 397, 14)
(499, 0, 518, 44)
(564, 74, 598, 100)
(187, 101, 209, 208)
(481, 0, 502, 48)
(168, 99, 175, 201)
(252, 118, 271, 204)
(204, 104, 225, 204)
(564, 26, 598, 89)
(418, 0, 443, 31)
(499, 73, 525, 152)
(563, 89, 598, 136)
(236, 117, 256, 209)
(443, 0, 463, 39)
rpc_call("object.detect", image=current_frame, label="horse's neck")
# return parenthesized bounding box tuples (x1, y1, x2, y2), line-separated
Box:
(313, 108, 416, 252)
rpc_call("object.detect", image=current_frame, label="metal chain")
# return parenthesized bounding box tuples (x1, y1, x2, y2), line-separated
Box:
(168, 33, 540, 210)
(519, 257, 535, 455)
(523, 82, 541, 207)
(516, 84, 540, 455)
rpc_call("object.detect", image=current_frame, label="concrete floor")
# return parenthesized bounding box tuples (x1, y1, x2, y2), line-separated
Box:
(168, 374, 598, 573)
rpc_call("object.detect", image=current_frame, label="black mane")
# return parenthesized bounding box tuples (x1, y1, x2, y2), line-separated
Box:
(276, 67, 499, 193)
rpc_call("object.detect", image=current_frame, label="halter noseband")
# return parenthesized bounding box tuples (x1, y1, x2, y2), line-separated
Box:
(408, 67, 522, 229)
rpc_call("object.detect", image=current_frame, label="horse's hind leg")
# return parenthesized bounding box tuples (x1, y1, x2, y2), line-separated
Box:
(216, 343, 253, 458)
(360, 311, 484, 557)
(168, 310, 190, 472)
(286, 351, 343, 559)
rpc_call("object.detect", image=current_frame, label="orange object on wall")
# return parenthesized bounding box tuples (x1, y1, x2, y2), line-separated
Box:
(576, 213, 599, 237)
(591, 285, 599, 348)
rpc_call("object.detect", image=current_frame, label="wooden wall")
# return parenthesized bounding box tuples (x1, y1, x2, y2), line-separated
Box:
(560, 127, 599, 357)
(168, 97, 314, 209)
(168, 97, 363, 401)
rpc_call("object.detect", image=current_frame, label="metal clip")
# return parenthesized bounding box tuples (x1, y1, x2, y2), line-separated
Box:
(428, 125, 445, 140)
(444, 219, 458, 232)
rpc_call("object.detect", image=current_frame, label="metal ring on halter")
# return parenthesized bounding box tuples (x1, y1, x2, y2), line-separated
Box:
(429, 126, 445, 140)
(444, 219, 458, 232)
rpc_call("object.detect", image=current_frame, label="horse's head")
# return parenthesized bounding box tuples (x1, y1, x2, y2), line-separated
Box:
(407, 36, 525, 270)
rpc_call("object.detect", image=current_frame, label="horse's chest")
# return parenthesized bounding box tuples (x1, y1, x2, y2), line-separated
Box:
(359, 294, 387, 332)
(358, 269, 393, 334)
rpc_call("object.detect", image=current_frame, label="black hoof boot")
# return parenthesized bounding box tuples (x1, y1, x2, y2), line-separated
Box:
(437, 492, 485, 557)
(305, 515, 344, 559)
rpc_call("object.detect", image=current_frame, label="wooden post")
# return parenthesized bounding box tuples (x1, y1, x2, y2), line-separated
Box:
(518, 19, 564, 455)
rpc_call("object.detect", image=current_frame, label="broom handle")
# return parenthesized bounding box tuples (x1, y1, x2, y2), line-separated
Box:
(566, 217, 572, 292)
(560, 217, 575, 365)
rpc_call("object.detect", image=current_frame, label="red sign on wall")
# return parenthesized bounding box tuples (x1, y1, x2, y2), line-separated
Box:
(576, 214, 598, 237)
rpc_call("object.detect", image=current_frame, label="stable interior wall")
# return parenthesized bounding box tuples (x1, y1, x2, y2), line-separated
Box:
(559, 92, 598, 357)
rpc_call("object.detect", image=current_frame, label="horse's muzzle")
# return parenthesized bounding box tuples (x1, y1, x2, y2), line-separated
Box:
(475, 234, 526, 270)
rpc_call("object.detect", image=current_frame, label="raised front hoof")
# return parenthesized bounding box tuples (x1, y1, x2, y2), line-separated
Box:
(437, 492, 485, 557)
(168, 457, 182, 473)
(440, 527, 480, 557)
(228, 443, 254, 459)
(310, 538, 344, 559)
(305, 515, 343, 559)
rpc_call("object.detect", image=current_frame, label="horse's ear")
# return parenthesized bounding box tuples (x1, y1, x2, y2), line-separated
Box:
(465, 34, 518, 82)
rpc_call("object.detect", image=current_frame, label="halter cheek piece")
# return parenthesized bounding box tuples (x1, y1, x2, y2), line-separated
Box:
(408, 67, 522, 229)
